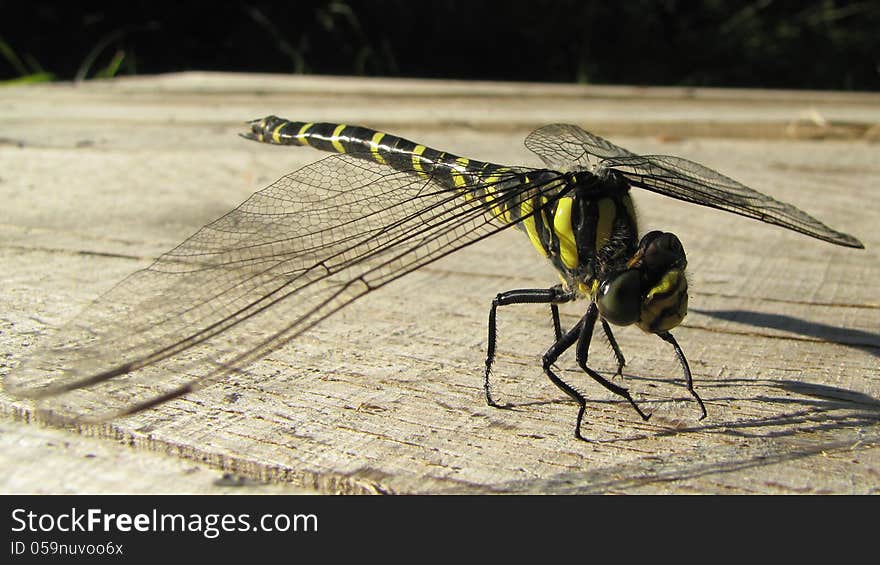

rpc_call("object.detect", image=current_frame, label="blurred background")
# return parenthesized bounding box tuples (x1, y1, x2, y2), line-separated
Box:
(2, 0, 878, 89)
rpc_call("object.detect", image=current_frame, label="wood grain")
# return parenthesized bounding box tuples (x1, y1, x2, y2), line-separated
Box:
(1, 73, 878, 493)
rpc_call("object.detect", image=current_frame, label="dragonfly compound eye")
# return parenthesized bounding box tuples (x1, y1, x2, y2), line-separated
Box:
(642, 231, 686, 272)
(596, 270, 642, 326)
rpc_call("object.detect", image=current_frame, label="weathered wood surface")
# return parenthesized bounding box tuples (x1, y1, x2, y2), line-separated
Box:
(1, 73, 878, 494)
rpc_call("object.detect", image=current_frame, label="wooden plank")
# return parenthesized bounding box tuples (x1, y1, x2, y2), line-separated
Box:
(0, 420, 313, 494)
(1, 73, 878, 494)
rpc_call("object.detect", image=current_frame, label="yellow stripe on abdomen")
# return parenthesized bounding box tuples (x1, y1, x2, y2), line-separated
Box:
(271, 122, 285, 143)
(481, 175, 512, 223)
(412, 145, 429, 178)
(331, 124, 347, 153)
(452, 157, 470, 189)
(370, 132, 387, 165)
(296, 122, 315, 146)
(449, 157, 473, 202)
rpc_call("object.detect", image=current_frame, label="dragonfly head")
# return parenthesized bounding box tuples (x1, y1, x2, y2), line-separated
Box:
(595, 231, 688, 333)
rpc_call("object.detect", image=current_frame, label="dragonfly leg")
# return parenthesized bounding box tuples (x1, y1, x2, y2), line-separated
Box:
(575, 304, 651, 433)
(551, 303, 563, 341)
(484, 285, 575, 407)
(541, 317, 590, 440)
(658, 331, 707, 420)
(600, 319, 626, 378)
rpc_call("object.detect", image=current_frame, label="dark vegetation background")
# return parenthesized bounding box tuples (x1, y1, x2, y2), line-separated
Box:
(2, 0, 878, 90)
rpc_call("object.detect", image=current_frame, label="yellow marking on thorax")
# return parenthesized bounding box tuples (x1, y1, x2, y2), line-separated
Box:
(370, 132, 387, 165)
(296, 123, 315, 146)
(595, 198, 616, 250)
(412, 145, 429, 179)
(331, 124, 347, 153)
(539, 199, 552, 247)
(553, 196, 579, 269)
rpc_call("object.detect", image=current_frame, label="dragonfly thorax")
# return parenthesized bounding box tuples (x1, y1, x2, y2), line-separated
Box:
(539, 171, 640, 295)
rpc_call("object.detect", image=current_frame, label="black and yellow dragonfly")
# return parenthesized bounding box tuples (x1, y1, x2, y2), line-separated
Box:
(7, 117, 863, 440)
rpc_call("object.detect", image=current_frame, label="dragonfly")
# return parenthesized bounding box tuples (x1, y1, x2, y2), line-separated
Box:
(7, 117, 864, 440)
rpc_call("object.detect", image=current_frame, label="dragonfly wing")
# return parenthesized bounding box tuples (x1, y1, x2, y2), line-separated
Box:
(526, 124, 861, 248)
(7, 153, 550, 420)
(524, 123, 637, 171)
(604, 153, 864, 248)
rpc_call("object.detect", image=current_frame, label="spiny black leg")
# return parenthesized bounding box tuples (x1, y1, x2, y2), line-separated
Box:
(484, 286, 574, 407)
(658, 331, 707, 420)
(551, 304, 563, 341)
(541, 317, 590, 440)
(576, 304, 651, 422)
(600, 319, 626, 377)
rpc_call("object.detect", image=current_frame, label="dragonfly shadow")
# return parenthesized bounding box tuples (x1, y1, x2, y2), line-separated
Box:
(769, 379, 880, 409)
(606, 375, 880, 441)
(499, 370, 880, 441)
(485, 419, 880, 494)
(474, 377, 880, 493)
(690, 308, 880, 357)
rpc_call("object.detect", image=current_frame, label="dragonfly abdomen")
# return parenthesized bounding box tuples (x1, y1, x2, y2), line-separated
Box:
(246, 117, 549, 229)
(248, 116, 494, 186)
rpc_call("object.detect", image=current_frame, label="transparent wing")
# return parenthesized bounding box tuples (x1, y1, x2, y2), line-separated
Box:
(8, 153, 561, 421)
(604, 153, 863, 248)
(524, 123, 637, 171)
(527, 123, 863, 248)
